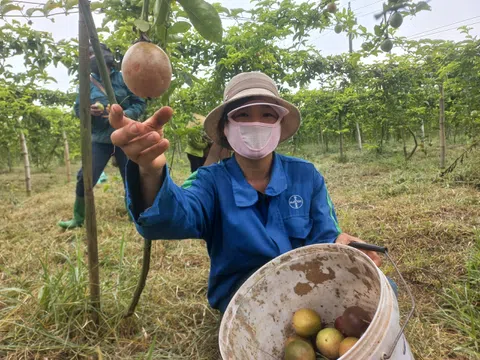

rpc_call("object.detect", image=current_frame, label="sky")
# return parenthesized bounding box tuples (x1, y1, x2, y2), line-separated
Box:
(3, 0, 480, 93)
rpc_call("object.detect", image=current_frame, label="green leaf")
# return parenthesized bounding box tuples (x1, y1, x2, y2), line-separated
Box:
(26, 7, 43, 16)
(177, 0, 223, 43)
(154, 0, 170, 27)
(65, 0, 77, 10)
(43, 1, 60, 13)
(212, 3, 229, 15)
(90, 1, 104, 11)
(1, 4, 22, 14)
(230, 8, 244, 17)
(416, 1, 431, 12)
(176, 10, 188, 18)
(169, 21, 191, 34)
(160, 80, 178, 105)
(167, 33, 184, 42)
(134, 18, 151, 32)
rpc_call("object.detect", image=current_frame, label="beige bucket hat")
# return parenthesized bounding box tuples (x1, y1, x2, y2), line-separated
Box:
(204, 72, 301, 144)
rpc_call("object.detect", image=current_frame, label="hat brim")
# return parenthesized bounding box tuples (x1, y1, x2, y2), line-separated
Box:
(204, 88, 301, 145)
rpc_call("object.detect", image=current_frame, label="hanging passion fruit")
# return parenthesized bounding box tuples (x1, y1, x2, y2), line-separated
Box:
(380, 39, 393, 53)
(389, 12, 403, 29)
(121, 41, 172, 98)
(326, 2, 337, 13)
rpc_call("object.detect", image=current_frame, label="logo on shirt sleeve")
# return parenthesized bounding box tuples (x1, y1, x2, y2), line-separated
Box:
(289, 195, 304, 209)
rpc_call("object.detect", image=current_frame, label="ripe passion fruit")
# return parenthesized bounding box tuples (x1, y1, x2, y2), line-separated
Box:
(121, 41, 172, 98)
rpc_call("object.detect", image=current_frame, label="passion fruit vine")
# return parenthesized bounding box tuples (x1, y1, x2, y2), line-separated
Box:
(121, 41, 172, 98)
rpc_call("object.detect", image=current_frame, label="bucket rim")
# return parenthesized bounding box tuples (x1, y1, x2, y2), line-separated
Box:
(218, 243, 383, 359)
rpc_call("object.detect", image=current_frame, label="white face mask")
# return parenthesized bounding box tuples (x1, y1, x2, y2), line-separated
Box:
(224, 102, 288, 160)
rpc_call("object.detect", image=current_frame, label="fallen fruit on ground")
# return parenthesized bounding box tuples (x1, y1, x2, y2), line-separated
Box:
(292, 308, 322, 337)
(316, 327, 344, 359)
(121, 41, 172, 98)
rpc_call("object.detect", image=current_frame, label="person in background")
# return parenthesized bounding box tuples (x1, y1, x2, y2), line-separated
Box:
(185, 113, 211, 173)
(108, 72, 386, 313)
(58, 43, 146, 229)
(203, 142, 232, 167)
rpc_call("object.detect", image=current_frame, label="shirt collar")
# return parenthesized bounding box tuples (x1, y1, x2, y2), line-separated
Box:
(225, 153, 287, 207)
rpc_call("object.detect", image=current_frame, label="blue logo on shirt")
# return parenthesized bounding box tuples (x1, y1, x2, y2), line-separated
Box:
(289, 195, 304, 209)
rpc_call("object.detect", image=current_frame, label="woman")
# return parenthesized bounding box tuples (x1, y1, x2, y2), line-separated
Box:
(109, 72, 381, 313)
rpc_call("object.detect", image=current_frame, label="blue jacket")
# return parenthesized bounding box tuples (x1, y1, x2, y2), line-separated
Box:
(125, 153, 341, 312)
(74, 69, 146, 144)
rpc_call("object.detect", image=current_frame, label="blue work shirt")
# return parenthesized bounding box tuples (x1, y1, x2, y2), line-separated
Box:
(74, 69, 146, 144)
(125, 153, 341, 312)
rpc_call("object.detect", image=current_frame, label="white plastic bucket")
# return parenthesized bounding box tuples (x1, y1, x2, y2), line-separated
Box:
(219, 244, 415, 360)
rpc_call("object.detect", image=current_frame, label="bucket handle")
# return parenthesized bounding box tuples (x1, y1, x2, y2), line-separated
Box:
(349, 242, 416, 360)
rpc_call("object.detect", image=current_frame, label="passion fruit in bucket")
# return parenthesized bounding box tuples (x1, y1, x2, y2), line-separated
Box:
(336, 306, 371, 338)
(284, 338, 316, 360)
(292, 308, 322, 337)
(218, 244, 381, 360)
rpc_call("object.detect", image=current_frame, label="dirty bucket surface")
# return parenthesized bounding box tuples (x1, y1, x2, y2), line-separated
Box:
(219, 244, 383, 359)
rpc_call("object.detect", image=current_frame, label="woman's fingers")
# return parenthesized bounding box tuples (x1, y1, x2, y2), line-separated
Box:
(120, 132, 161, 160)
(335, 233, 383, 267)
(137, 138, 170, 167)
(109, 105, 173, 171)
(144, 106, 173, 131)
(365, 250, 382, 267)
(111, 121, 145, 147)
(110, 105, 173, 147)
(109, 104, 132, 129)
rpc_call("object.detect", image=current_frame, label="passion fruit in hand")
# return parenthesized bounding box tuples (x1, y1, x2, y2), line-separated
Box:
(94, 102, 105, 111)
(121, 41, 172, 98)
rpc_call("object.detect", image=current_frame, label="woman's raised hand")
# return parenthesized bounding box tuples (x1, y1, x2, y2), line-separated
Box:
(109, 104, 172, 175)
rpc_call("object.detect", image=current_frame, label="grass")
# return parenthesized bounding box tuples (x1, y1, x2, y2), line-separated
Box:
(0, 142, 479, 359)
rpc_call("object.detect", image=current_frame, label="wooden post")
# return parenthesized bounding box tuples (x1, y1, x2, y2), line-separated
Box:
(18, 120, 31, 196)
(348, 1, 362, 152)
(7, 147, 13, 173)
(355, 121, 362, 151)
(79, 2, 100, 325)
(338, 113, 344, 160)
(439, 83, 446, 169)
(62, 129, 71, 183)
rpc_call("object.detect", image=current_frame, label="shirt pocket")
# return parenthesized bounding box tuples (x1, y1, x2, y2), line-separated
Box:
(283, 215, 312, 240)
